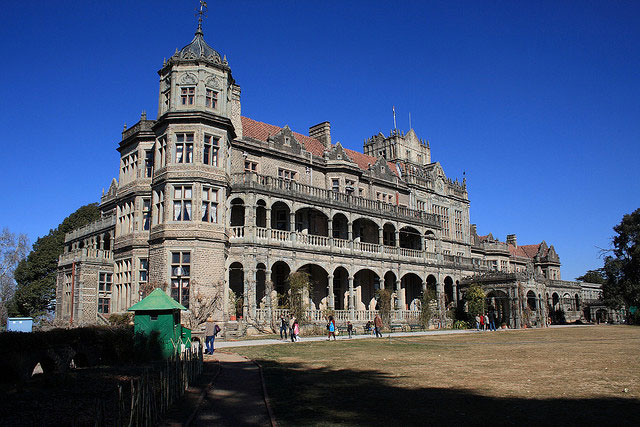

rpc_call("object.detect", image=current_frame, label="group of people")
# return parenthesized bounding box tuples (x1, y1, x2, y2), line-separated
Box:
(364, 315, 383, 337)
(475, 312, 497, 331)
(279, 314, 301, 342)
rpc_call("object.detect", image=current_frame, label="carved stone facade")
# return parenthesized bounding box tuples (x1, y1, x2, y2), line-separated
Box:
(54, 24, 604, 328)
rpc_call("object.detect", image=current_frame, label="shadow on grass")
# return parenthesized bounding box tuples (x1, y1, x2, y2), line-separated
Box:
(245, 359, 640, 426)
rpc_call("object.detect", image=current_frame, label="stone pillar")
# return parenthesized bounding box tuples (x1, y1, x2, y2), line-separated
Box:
(265, 208, 271, 229)
(242, 266, 249, 320)
(109, 231, 114, 251)
(348, 276, 355, 319)
(247, 267, 256, 319)
(394, 230, 399, 247)
(378, 227, 383, 245)
(398, 278, 405, 310)
(327, 274, 334, 310)
(328, 219, 333, 245)
(452, 281, 458, 305)
(265, 269, 273, 324)
(395, 280, 401, 310)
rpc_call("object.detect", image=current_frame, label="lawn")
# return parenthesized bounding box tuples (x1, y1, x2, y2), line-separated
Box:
(228, 326, 640, 425)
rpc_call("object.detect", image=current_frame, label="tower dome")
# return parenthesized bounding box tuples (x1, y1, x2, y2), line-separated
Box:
(177, 25, 222, 63)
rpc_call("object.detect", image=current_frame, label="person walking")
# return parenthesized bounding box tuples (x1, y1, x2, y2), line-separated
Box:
(293, 320, 300, 342)
(289, 315, 296, 342)
(279, 314, 288, 340)
(479, 313, 485, 331)
(374, 313, 383, 338)
(475, 314, 481, 331)
(347, 321, 353, 338)
(327, 315, 336, 341)
(204, 315, 217, 354)
(484, 314, 490, 331)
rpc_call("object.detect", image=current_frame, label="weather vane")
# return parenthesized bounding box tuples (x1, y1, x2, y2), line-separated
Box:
(196, 1, 208, 29)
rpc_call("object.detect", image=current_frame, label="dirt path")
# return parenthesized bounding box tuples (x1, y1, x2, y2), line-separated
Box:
(160, 352, 272, 427)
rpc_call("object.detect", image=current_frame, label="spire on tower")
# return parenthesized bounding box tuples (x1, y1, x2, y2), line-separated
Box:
(196, 1, 208, 34)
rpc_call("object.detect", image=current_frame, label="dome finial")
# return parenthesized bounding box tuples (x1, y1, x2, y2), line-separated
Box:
(195, 1, 207, 35)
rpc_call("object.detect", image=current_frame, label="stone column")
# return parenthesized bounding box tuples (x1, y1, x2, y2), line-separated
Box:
(328, 219, 333, 246)
(265, 208, 272, 229)
(395, 279, 401, 310)
(242, 266, 249, 320)
(290, 211, 296, 243)
(348, 276, 355, 319)
(265, 269, 273, 325)
(247, 267, 256, 320)
(378, 227, 383, 246)
(452, 281, 458, 305)
(327, 274, 334, 310)
(109, 231, 114, 251)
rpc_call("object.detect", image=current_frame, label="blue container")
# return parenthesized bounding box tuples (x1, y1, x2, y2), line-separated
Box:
(7, 317, 33, 332)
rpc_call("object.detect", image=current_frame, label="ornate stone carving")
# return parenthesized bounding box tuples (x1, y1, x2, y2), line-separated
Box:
(179, 72, 198, 85)
(205, 75, 221, 89)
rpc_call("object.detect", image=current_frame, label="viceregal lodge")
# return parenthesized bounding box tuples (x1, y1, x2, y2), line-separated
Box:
(54, 20, 611, 331)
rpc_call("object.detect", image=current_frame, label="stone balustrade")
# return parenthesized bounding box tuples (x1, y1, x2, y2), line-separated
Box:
(228, 225, 488, 270)
(58, 248, 113, 264)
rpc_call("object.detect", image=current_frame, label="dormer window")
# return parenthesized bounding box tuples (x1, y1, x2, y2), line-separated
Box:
(206, 89, 217, 108)
(181, 87, 195, 105)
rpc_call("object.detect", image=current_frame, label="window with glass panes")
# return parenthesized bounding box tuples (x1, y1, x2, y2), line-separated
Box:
(142, 198, 151, 231)
(153, 187, 164, 224)
(244, 160, 257, 173)
(181, 87, 195, 105)
(454, 210, 463, 240)
(98, 272, 112, 314)
(203, 135, 219, 167)
(173, 186, 192, 221)
(202, 186, 218, 223)
(144, 150, 154, 177)
(171, 252, 190, 308)
(205, 89, 217, 108)
(175, 133, 194, 163)
(139, 258, 148, 301)
(278, 168, 296, 180)
(157, 136, 167, 168)
(432, 204, 450, 237)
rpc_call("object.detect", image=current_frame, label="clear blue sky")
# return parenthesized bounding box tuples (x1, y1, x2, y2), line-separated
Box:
(1, 1, 638, 281)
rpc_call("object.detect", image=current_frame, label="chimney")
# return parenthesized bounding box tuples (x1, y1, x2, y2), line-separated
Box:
(309, 121, 331, 150)
(506, 234, 517, 248)
(470, 224, 477, 236)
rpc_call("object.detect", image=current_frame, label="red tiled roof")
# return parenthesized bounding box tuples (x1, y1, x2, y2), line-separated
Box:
(240, 116, 398, 176)
(508, 243, 541, 259)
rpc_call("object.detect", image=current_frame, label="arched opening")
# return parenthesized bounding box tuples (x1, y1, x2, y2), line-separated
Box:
(574, 293, 580, 312)
(295, 208, 328, 236)
(486, 290, 509, 326)
(333, 266, 349, 310)
(230, 198, 245, 227)
(444, 276, 454, 306)
(256, 263, 266, 308)
(563, 293, 572, 311)
(399, 226, 422, 250)
(271, 261, 291, 307)
(402, 273, 423, 311)
(229, 262, 244, 318)
(424, 230, 436, 253)
(354, 269, 380, 310)
(384, 271, 397, 309)
(270, 202, 291, 231)
(103, 233, 111, 250)
(527, 290, 537, 311)
(383, 223, 396, 246)
(552, 292, 560, 310)
(256, 200, 267, 228)
(298, 264, 329, 310)
(352, 218, 379, 244)
(426, 274, 437, 295)
(332, 213, 348, 239)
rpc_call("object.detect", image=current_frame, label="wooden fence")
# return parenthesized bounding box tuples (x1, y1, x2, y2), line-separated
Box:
(97, 346, 203, 426)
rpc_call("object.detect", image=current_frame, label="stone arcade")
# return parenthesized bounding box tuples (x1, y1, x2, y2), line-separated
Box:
(54, 20, 605, 330)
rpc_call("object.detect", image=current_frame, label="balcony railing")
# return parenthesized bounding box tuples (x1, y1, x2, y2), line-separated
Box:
(231, 173, 441, 228)
(59, 248, 113, 264)
(228, 225, 488, 270)
(255, 308, 421, 324)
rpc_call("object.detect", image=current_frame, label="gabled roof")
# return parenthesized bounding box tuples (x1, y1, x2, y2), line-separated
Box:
(240, 116, 398, 176)
(128, 288, 187, 312)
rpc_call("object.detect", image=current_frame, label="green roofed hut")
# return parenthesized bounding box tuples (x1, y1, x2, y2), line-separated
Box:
(128, 289, 191, 358)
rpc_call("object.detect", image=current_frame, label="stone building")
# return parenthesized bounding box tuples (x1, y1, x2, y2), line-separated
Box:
(54, 20, 604, 329)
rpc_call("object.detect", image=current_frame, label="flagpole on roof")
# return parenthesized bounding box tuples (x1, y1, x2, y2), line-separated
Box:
(392, 106, 397, 130)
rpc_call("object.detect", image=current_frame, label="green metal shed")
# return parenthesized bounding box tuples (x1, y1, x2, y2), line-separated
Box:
(128, 288, 190, 358)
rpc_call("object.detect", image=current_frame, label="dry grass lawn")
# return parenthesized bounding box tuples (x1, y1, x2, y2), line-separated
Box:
(229, 325, 640, 425)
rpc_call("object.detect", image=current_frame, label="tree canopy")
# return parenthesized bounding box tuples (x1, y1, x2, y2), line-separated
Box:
(10, 203, 101, 318)
(576, 269, 605, 284)
(0, 228, 29, 325)
(601, 208, 640, 309)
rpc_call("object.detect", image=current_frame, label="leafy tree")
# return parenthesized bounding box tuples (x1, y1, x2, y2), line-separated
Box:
(601, 208, 640, 309)
(287, 271, 311, 325)
(419, 288, 436, 328)
(465, 284, 486, 320)
(0, 228, 29, 326)
(576, 269, 605, 284)
(10, 203, 101, 317)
